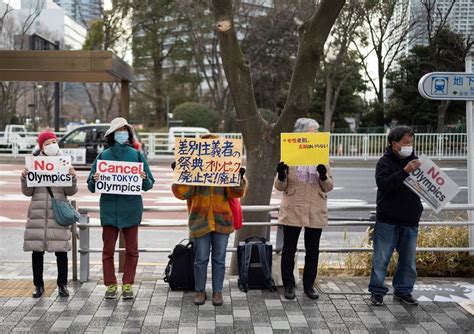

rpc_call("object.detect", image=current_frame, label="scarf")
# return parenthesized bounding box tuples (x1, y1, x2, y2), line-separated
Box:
(296, 166, 319, 184)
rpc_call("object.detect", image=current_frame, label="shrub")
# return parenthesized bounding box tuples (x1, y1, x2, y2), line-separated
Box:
(172, 102, 218, 131)
(343, 220, 474, 277)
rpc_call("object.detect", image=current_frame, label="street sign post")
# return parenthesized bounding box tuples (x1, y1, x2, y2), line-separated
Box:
(418, 60, 474, 255)
(418, 72, 474, 100)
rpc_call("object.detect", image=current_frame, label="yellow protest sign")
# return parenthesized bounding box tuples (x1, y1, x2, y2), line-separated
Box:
(173, 137, 243, 186)
(281, 132, 330, 166)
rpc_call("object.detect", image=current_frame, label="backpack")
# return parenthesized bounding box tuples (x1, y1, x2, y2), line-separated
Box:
(237, 236, 276, 292)
(164, 239, 195, 291)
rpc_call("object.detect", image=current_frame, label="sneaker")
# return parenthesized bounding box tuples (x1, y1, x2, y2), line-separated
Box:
(105, 284, 118, 299)
(212, 292, 223, 306)
(194, 291, 206, 305)
(394, 293, 418, 305)
(284, 286, 296, 300)
(122, 284, 134, 300)
(370, 294, 384, 306)
(58, 285, 70, 297)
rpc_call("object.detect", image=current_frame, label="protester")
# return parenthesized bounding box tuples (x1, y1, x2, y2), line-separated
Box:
(274, 118, 333, 300)
(21, 130, 77, 298)
(368, 126, 422, 306)
(87, 117, 154, 300)
(171, 134, 247, 306)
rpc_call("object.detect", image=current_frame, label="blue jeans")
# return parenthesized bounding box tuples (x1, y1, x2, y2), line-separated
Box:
(194, 232, 230, 293)
(368, 221, 418, 296)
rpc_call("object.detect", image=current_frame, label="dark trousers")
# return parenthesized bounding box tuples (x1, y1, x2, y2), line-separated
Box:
(32, 251, 68, 287)
(102, 225, 139, 286)
(281, 226, 322, 289)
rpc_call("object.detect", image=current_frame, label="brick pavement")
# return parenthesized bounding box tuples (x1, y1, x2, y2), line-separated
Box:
(0, 262, 473, 333)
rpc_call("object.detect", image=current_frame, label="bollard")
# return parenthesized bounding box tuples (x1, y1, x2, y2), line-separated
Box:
(79, 213, 90, 282)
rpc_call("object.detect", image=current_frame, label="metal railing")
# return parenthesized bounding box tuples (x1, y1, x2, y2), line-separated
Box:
(75, 203, 474, 282)
(0, 132, 468, 160)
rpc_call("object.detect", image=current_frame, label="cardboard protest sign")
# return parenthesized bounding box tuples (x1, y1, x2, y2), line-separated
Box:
(25, 156, 72, 187)
(173, 137, 243, 186)
(403, 154, 460, 213)
(61, 148, 86, 165)
(95, 160, 144, 195)
(281, 132, 330, 166)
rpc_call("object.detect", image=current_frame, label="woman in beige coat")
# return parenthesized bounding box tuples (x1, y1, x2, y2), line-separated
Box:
(21, 130, 77, 298)
(274, 118, 333, 300)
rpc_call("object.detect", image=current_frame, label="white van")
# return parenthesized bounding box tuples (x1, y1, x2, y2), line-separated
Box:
(168, 127, 211, 152)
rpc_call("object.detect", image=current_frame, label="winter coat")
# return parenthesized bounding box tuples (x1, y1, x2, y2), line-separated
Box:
(87, 143, 155, 229)
(22, 170, 78, 253)
(172, 179, 247, 238)
(376, 147, 423, 226)
(274, 165, 333, 229)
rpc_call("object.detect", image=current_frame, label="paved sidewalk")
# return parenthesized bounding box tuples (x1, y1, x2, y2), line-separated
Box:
(0, 262, 473, 333)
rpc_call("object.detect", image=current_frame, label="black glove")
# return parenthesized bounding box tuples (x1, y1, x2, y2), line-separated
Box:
(276, 162, 289, 181)
(171, 161, 176, 170)
(317, 164, 327, 181)
(239, 167, 246, 177)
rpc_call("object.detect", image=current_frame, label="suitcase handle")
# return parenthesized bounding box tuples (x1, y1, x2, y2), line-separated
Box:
(244, 236, 267, 243)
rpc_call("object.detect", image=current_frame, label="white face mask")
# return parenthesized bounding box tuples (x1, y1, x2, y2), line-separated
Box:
(399, 145, 413, 158)
(43, 143, 60, 156)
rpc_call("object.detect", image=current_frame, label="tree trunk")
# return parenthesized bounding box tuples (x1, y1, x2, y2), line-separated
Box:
(212, 0, 345, 274)
(324, 75, 333, 131)
(376, 55, 385, 126)
(437, 100, 450, 133)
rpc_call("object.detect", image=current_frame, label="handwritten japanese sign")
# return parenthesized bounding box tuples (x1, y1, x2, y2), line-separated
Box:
(281, 132, 330, 166)
(173, 137, 243, 186)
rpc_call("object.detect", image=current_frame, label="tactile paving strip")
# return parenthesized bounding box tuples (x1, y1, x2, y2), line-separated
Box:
(0, 280, 57, 297)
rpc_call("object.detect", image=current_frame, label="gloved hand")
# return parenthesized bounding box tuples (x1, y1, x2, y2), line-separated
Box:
(276, 162, 289, 181)
(171, 161, 176, 170)
(239, 167, 246, 177)
(317, 164, 327, 181)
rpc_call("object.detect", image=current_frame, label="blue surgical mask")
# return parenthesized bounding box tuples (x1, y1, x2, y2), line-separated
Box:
(114, 131, 129, 144)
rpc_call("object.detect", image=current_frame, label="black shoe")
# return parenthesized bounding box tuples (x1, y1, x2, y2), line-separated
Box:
(370, 294, 384, 306)
(304, 287, 319, 300)
(284, 286, 296, 300)
(32, 286, 44, 298)
(394, 293, 418, 305)
(58, 285, 69, 297)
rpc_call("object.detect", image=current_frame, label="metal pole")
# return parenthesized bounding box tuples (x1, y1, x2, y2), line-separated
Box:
(120, 80, 130, 119)
(71, 201, 77, 281)
(79, 213, 90, 282)
(54, 41, 60, 132)
(54, 82, 60, 131)
(466, 53, 474, 255)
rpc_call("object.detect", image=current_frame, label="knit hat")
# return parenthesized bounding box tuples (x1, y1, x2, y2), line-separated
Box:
(38, 130, 57, 149)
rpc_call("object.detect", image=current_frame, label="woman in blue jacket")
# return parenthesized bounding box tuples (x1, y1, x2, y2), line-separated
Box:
(87, 117, 154, 300)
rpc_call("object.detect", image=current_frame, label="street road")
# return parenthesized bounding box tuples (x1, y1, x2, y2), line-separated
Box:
(0, 162, 468, 264)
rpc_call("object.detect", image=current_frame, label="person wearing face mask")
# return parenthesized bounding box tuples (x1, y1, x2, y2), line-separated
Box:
(87, 117, 154, 300)
(21, 130, 78, 298)
(368, 126, 423, 307)
(274, 118, 333, 300)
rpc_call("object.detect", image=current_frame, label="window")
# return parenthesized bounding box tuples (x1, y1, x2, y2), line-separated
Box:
(63, 129, 88, 144)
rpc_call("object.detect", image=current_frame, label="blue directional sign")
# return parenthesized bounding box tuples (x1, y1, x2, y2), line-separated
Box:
(418, 72, 474, 100)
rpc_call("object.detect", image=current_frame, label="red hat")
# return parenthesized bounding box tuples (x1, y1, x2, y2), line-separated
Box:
(38, 130, 57, 148)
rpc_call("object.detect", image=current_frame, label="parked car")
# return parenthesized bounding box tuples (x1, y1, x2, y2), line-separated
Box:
(0, 124, 36, 151)
(57, 124, 147, 166)
(167, 127, 210, 152)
